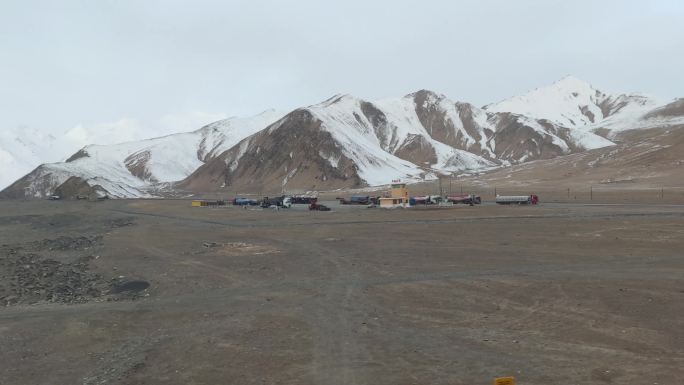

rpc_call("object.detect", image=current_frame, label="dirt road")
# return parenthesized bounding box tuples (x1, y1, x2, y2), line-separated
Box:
(1, 199, 683, 384)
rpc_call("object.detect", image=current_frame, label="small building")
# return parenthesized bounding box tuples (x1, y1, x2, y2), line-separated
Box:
(379, 197, 406, 208)
(379, 180, 409, 208)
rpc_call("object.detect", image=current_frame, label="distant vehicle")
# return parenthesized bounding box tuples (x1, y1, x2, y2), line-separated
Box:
(260, 196, 292, 208)
(337, 195, 371, 205)
(47, 195, 61, 200)
(409, 195, 442, 205)
(76, 195, 88, 200)
(495, 194, 539, 205)
(233, 197, 259, 206)
(447, 194, 481, 205)
(309, 199, 331, 211)
(291, 195, 317, 204)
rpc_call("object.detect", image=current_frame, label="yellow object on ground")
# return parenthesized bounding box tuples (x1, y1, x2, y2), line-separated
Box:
(493, 377, 515, 385)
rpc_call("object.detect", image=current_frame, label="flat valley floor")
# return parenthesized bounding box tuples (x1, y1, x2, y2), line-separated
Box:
(1, 199, 683, 385)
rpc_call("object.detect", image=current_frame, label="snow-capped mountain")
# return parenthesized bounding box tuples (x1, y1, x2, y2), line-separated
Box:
(3, 77, 682, 199)
(182, 96, 498, 193)
(0, 127, 64, 191)
(485, 76, 663, 128)
(179, 89, 616, 193)
(1, 110, 285, 198)
(0, 119, 193, 191)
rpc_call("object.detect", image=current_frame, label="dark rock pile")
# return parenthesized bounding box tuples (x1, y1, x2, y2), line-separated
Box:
(1, 235, 149, 306)
(32, 235, 102, 251)
(0, 250, 106, 305)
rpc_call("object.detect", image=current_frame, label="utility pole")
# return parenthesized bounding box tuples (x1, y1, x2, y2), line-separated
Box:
(590, 185, 593, 201)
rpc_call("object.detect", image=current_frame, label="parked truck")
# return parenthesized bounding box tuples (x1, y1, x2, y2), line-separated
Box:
(291, 195, 317, 204)
(233, 197, 259, 206)
(495, 194, 539, 205)
(336, 195, 372, 205)
(409, 195, 442, 205)
(446, 194, 481, 205)
(260, 196, 292, 208)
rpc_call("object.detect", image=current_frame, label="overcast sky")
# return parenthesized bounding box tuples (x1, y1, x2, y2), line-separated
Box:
(1, 0, 683, 140)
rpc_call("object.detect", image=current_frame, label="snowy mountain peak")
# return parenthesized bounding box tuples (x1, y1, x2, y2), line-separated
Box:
(485, 76, 603, 115)
(484, 75, 662, 129)
(313, 93, 361, 108)
(551, 75, 596, 90)
(406, 89, 448, 101)
(3, 77, 681, 198)
(0, 110, 286, 197)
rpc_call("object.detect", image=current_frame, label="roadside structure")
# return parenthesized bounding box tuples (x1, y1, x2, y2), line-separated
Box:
(379, 180, 409, 208)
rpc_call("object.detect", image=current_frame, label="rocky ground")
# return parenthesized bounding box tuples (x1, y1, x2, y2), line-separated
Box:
(0, 213, 146, 308)
(0, 198, 683, 385)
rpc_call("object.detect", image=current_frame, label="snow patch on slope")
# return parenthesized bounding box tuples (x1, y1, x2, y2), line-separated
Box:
(485, 76, 604, 127)
(307, 95, 426, 184)
(307, 94, 494, 185)
(4, 111, 285, 198)
(485, 76, 664, 132)
(567, 129, 615, 150)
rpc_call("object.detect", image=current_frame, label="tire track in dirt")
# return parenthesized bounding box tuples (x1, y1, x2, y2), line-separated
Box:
(273, 235, 371, 385)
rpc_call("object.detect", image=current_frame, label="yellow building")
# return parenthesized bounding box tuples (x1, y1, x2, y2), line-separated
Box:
(390, 182, 408, 199)
(379, 181, 409, 208)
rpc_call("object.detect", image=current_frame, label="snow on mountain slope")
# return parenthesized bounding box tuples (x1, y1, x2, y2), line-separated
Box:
(409, 90, 494, 157)
(485, 76, 663, 132)
(0, 127, 65, 190)
(306, 94, 494, 184)
(589, 97, 684, 136)
(307, 95, 433, 184)
(0, 111, 285, 192)
(5, 76, 681, 199)
(195, 110, 285, 160)
(181, 94, 501, 193)
(1, 110, 285, 198)
(80, 109, 286, 184)
(0, 120, 175, 190)
(216, 100, 434, 190)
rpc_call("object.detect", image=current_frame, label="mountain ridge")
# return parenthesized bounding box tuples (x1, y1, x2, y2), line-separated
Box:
(2, 77, 681, 199)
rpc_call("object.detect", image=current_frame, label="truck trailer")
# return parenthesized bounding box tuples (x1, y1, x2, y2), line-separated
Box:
(233, 197, 259, 206)
(260, 196, 292, 208)
(446, 194, 481, 205)
(495, 194, 539, 205)
(337, 195, 371, 205)
(291, 195, 317, 204)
